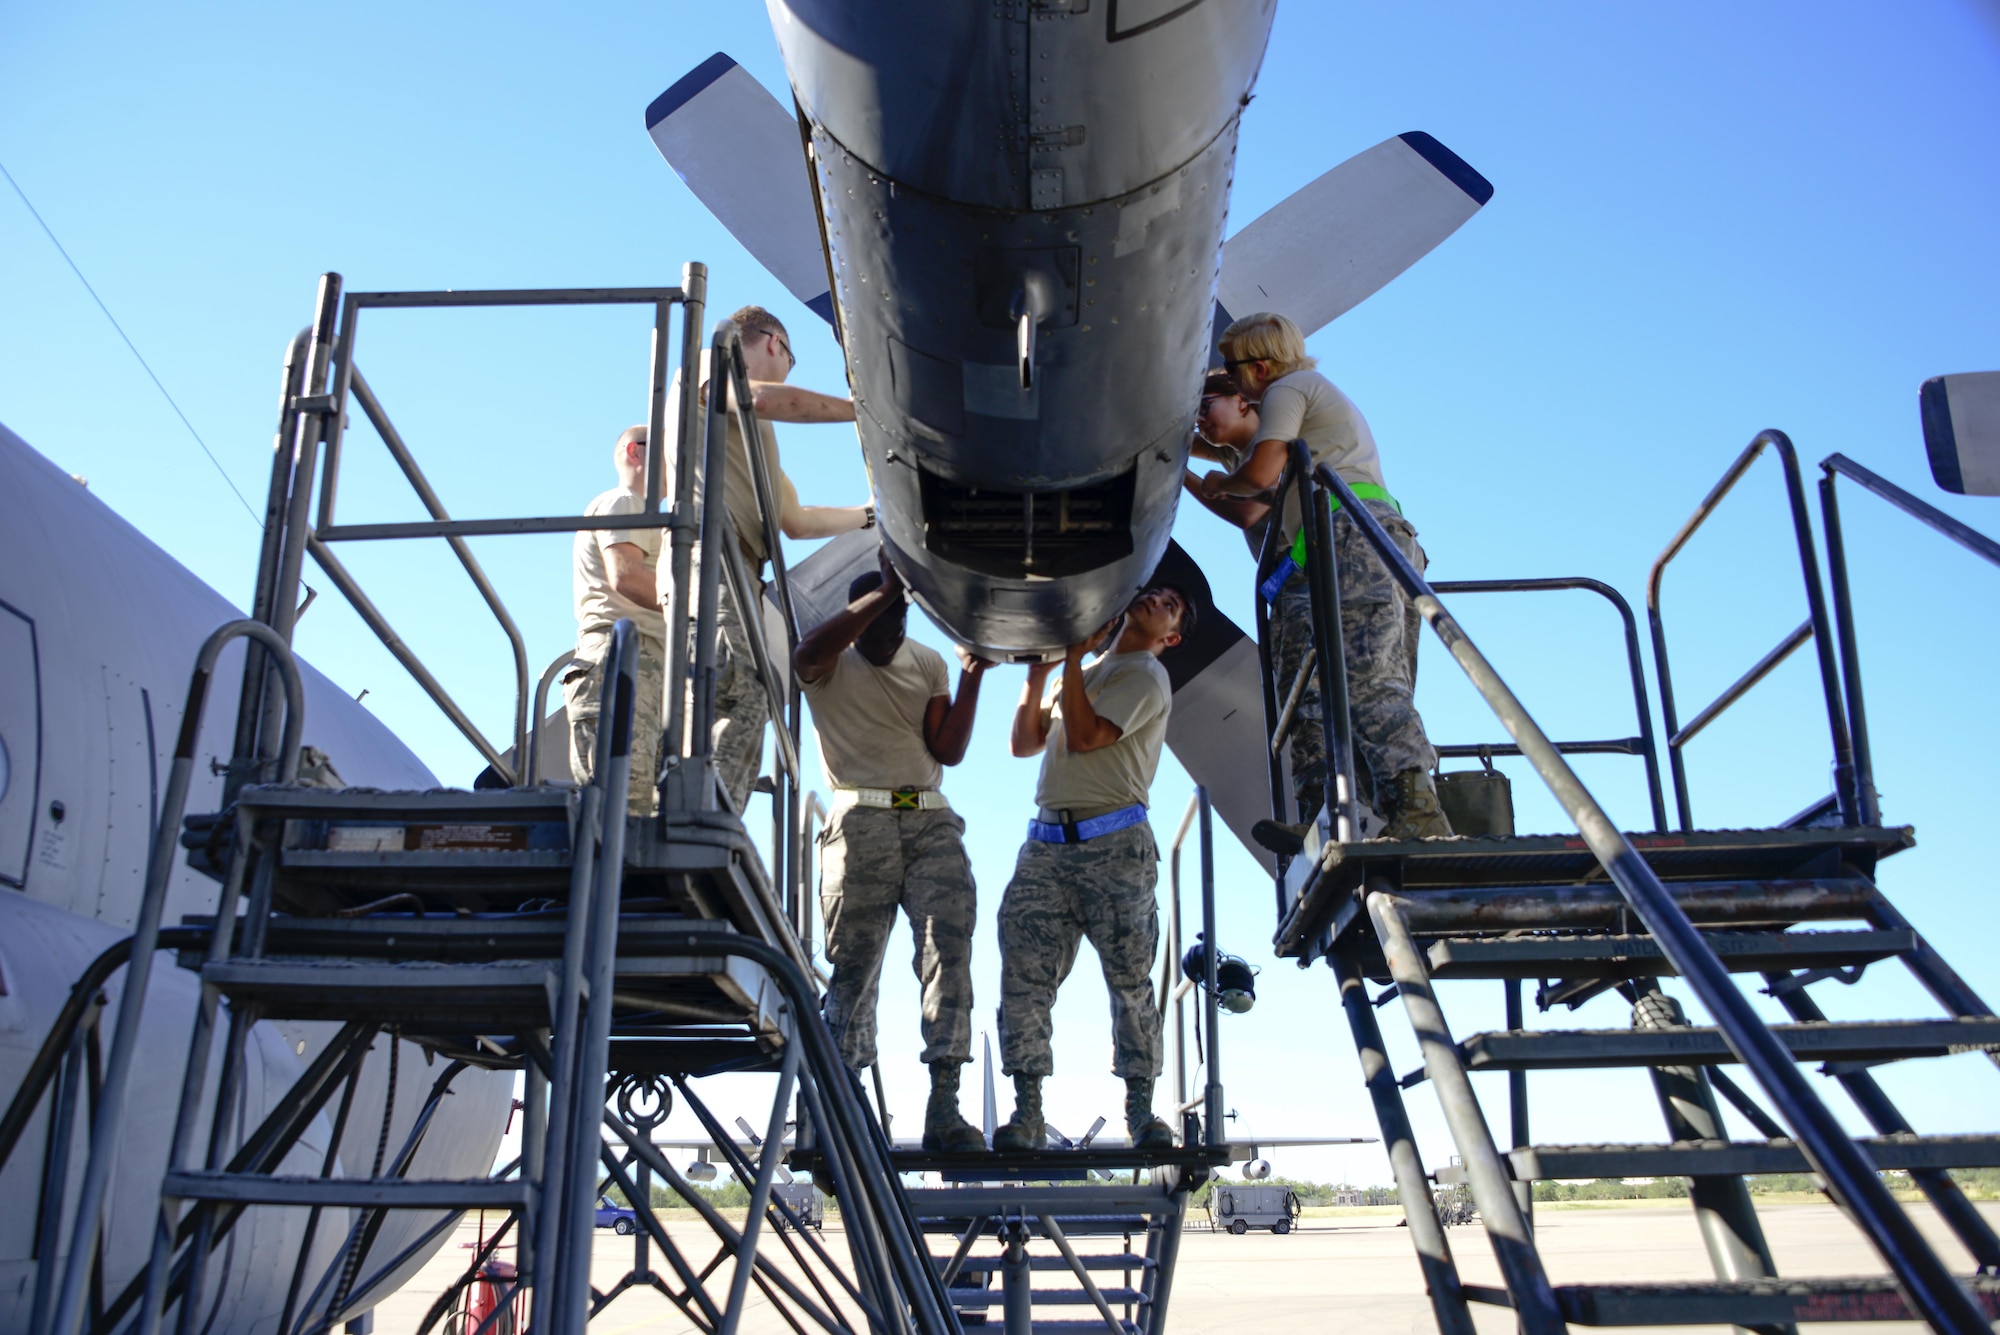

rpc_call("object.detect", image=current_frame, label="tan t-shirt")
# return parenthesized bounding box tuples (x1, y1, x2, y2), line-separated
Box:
(667, 361, 801, 566)
(574, 487, 665, 643)
(804, 641, 950, 791)
(1035, 651, 1173, 818)
(1256, 369, 1387, 548)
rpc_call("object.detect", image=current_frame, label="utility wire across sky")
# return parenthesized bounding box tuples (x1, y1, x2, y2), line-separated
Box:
(1, 157, 263, 529)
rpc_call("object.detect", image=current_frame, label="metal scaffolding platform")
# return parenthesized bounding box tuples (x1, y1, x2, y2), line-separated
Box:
(1252, 431, 2000, 1334)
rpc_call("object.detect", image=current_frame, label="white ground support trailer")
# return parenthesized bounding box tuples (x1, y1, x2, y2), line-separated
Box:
(1208, 1185, 1301, 1235)
(773, 1181, 827, 1231)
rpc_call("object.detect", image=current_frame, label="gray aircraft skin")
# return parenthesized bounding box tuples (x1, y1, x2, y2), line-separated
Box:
(769, 0, 1276, 654)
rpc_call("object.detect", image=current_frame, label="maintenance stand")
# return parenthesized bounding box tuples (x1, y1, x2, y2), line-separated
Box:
(1256, 434, 2000, 1333)
(2, 270, 1232, 1335)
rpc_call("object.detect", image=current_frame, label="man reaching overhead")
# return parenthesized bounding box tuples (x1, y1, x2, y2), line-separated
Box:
(679, 304, 874, 813)
(795, 549, 990, 1151)
(994, 585, 1193, 1153)
(1185, 314, 1452, 844)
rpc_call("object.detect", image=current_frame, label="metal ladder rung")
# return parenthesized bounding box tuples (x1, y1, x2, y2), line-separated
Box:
(202, 959, 559, 1026)
(162, 1170, 527, 1210)
(1420, 1016, 2000, 1078)
(946, 1287, 1147, 1307)
(944, 1255, 1156, 1273)
(1422, 929, 1916, 980)
(1466, 1276, 2000, 1325)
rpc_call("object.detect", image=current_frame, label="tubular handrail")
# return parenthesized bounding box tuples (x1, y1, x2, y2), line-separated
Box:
(720, 320, 811, 921)
(304, 535, 514, 781)
(49, 619, 305, 1335)
(1822, 452, 2000, 569)
(1318, 463, 1989, 1335)
(246, 275, 704, 801)
(1165, 790, 1223, 1148)
(1815, 452, 2000, 830)
(1646, 430, 1859, 830)
(1432, 576, 1667, 833)
(347, 366, 531, 770)
(0, 927, 211, 1176)
(798, 791, 828, 955)
(526, 649, 583, 786)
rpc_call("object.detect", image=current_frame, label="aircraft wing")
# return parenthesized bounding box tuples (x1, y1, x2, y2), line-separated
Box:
(1226, 1135, 1379, 1149)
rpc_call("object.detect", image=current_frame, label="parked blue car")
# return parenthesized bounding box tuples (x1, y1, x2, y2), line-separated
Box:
(593, 1197, 637, 1235)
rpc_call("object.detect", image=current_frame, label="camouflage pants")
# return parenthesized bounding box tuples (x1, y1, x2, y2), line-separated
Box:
(697, 582, 770, 815)
(996, 822, 1162, 1080)
(818, 804, 977, 1070)
(563, 628, 666, 817)
(1273, 500, 1436, 817)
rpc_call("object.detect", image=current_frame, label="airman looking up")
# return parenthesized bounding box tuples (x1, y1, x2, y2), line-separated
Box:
(794, 549, 990, 1151)
(994, 585, 1193, 1153)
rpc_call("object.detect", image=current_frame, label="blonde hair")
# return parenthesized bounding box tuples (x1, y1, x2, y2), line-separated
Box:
(1218, 311, 1317, 377)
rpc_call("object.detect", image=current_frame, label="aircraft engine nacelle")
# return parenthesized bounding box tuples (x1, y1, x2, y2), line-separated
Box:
(1243, 1157, 1273, 1181)
(770, 0, 1277, 653)
(686, 1159, 719, 1183)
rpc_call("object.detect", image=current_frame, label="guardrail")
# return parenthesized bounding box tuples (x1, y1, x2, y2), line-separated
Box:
(1318, 459, 1986, 1335)
(1815, 451, 2000, 828)
(1646, 430, 1859, 829)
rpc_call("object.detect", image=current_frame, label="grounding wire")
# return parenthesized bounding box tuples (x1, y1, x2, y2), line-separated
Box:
(0, 157, 262, 528)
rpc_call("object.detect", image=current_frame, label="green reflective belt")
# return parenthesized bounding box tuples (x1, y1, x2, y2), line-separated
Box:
(1287, 483, 1401, 568)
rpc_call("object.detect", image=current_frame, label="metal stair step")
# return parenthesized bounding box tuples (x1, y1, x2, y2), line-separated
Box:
(942, 1255, 1152, 1273)
(908, 1183, 1178, 1222)
(237, 783, 579, 820)
(1464, 1276, 2000, 1325)
(1431, 1133, 2000, 1182)
(201, 952, 786, 1036)
(202, 958, 557, 1026)
(1423, 929, 1915, 980)
(945, 1287, 1145, 1307)
(162, 1170, 526, 1209)
(1423, 1017, 2000, 1077)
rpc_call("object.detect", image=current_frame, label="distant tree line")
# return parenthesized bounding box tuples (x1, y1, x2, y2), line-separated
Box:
(1535, 1169, 2000, 1203)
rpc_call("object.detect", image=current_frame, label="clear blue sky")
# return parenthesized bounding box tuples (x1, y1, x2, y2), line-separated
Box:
(5, 2, 1999, 1188)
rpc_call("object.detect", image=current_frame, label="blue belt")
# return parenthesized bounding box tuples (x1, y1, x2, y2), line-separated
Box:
(1028, 804, 1148, 844)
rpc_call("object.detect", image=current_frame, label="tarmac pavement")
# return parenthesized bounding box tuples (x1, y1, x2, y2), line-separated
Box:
(371, 1199, 1998, 1333)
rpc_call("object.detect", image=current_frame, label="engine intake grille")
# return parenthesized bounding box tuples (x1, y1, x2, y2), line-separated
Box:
(919, 466, 1136, 579)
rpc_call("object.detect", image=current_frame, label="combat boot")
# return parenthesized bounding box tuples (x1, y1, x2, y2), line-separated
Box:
(1124, 1077, 1175, 1150)
(921, 1062, 986, 1152)
(1380, 768, 1453, 841)
(993, 1075, 1045, 1152)
(1250, 819, 1308, 857)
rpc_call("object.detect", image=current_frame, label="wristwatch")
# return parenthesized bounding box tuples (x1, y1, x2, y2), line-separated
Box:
(862, 504, 877, 529)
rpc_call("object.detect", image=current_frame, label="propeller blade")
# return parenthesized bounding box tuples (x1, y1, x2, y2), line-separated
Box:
(1078, 1115, 1107, 1149)
(1214, 132, 1493, 341)
(1921, 371, 2000, 496)
(733, 1115, 763, 1147)
(1046, 1122, 1074, 1150)
(645, 54, 835, 324)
